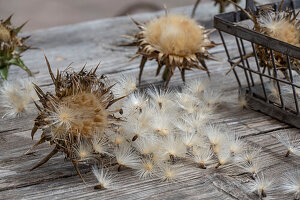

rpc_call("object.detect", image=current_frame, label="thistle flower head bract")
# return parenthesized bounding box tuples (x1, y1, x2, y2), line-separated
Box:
(130, 13, 216, 87)
(0, 15, 32, 80)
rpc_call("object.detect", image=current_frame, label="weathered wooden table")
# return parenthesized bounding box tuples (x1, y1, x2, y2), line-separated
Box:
(0, 3, 299, 200)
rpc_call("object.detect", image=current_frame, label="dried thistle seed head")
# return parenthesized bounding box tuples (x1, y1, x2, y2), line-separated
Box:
(0, 15, 32, 80)
(0, 79, 35, 118)
(29, 57, 122, 180)
(131, 14, 216, 87)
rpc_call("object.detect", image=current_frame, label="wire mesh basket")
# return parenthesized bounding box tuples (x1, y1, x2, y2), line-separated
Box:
(214, 0, 300, 128)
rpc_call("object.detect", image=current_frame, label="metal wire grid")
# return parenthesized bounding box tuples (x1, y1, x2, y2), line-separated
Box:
(214, 0, 300, 124)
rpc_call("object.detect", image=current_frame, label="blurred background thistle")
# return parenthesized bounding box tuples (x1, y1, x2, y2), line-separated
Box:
(0, 15, 32, 80)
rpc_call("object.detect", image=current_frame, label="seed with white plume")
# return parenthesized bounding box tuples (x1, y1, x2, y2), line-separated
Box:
(136, 158, 156, 179)
(215, 147, 231, 168)
(92, 165, 114, 189)
(191, 147, 214, 169)
(249, 172, 274, 198)
(134, 136, 158, 155)
(181, 133, 204, 148)
(147, 87, 173, 110)
(0, 80, 32, 118)
(227, 133, 245, 154)
(114, 144, 139, 171)
(111, 74, 137, 98)
(182, 112, 210, 133)
(276, 132, 300, 157)
(74, 140, 93, 161)
(159, 135, 186, 161)
(281, 169, 300, 199)
(151, 113, 174, 136)
(183, 79, 209, 98)
(237, 158, 264, 179)
(158, 164, 180, 182)
(204, 124, 225, 147)
(122, 91, 148, 115)
(202, 89, 222, 106)
(235, 146, 262, 163)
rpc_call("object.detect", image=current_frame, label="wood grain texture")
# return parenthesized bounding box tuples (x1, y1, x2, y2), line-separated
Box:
(0, 3, 299, 200)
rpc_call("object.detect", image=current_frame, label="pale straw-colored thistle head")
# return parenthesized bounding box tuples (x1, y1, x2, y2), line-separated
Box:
(130, 13, 216, 87)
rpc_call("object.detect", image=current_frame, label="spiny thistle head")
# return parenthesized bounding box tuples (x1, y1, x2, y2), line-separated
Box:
(29, 56, 124, 181)
(130, 13, 216, 87)
(0, 15, 32, 80)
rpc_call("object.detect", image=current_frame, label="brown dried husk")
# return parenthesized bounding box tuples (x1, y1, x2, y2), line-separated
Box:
(28, 56, 123, 182)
